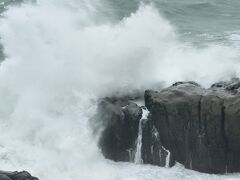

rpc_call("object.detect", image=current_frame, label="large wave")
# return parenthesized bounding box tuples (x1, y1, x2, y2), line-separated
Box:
(0, 1, 239, 179)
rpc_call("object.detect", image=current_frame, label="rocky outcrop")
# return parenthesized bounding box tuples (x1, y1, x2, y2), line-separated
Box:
(0, 171, 38, 180)
(96, 97, 142, 161)
(97, 78, 240, 174)
(97, 97, 173, 167)
(145, 78, 240, 173)
(140, 110, 174, 167)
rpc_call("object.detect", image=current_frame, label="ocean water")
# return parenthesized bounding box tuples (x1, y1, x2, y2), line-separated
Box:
(0, 0, 239, 180)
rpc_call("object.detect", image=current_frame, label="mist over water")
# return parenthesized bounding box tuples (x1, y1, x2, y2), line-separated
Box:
(0, 0, 239, 179)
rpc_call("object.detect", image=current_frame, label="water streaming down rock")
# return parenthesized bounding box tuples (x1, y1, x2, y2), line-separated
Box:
(134, 107, 149, 164)
(133, 106, 171, 167)
(98, 79, 240, 174)
(162, 146, 171, 168)
(0, 0, 240, 179)
(144, 79, 240, 173)
(97, 97, 173, 168)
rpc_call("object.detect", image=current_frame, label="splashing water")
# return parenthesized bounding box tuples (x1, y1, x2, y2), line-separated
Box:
(0, 0, 239, 180)
(162, 146, 171, 168)
(134, 107, 149, 164)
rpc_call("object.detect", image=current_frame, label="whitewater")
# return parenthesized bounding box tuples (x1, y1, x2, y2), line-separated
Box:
(0, 0, 240, 179)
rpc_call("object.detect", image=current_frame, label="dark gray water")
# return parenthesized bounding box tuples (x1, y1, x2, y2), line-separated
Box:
(101, 0, 240, 46)
(1, 0, 240, 43)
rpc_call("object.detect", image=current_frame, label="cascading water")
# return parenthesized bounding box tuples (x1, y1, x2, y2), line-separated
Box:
(0, 0, 240, 180)
(133, 104, 172, 168)
(134, 107, 149, 164)
(162, 146, 171, 168)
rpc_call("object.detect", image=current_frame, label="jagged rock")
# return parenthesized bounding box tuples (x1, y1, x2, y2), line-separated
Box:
(141, 111, 174, 167)
(0, 171, 38, 180)
(0, 174, 11, 180)
(97, 96, 173, 167)
(97, 78, 240, 174)
(96, 97, 142, 161)
(145, 78, 240, 173)
(211, 77, 240, 93)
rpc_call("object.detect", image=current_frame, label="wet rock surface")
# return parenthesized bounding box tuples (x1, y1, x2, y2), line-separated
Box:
(0, 171, 38, 180)
(97, 78, 240, 174)
(141, 112, 174, 167)
(96, 97, 142, 161)
(145, 78, 240, 173)
(96, 96, 174, 167)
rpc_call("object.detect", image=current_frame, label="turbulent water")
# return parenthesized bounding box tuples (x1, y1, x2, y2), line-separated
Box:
(0, 0, 239, 179)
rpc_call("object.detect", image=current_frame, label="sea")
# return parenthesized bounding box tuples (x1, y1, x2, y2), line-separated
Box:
(0, 0, 240, 179)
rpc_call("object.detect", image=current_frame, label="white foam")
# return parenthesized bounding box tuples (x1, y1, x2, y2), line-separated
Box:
(0, 1, 239, 179)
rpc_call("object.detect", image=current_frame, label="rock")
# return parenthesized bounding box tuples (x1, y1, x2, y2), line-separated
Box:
(97, 78, 240, 174)
(141, 112, 174, 167)
(96, 97, 142, 161)
(0, 171, 38, 180)
(224, 95, 240, 172)
(211, 77, 240, 93)
(145, 78, 240, 173)
(97, 96, 173, 167)
(0, 174, 11, 180)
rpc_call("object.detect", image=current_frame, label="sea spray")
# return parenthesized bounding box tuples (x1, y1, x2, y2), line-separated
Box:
(0, 0, 239, 179)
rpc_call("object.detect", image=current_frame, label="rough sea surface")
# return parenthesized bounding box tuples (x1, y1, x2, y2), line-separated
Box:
(0, 0, 239, 179)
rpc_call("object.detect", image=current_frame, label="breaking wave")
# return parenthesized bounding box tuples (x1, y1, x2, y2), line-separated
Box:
(0, 0, 239, 179)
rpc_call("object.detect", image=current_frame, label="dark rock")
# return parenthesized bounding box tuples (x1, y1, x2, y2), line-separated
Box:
(172, 81, 201, 87)
(145, 82, 206, 170)
(97, 78, 240, 174)
(141, 113, 174, 167)
(0, 171, 38, 180)
(96, 97, 142, 161)
(211, 78, 240, 93)
(0, 174, 11, 180)
(97, 96, 173, 167)
(145, 78, 240, 173)
(224, 95, 240, 172)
